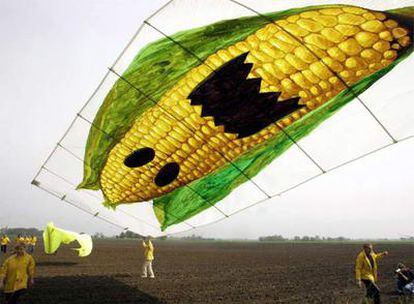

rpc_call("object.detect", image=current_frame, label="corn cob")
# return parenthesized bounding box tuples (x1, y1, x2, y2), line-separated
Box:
(100, 5, 412, 204)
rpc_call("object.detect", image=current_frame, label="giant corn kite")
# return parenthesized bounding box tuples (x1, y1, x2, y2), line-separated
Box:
(34, 2, 414, 234)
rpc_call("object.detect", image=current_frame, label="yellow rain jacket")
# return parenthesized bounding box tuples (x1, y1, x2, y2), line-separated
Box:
(0, 253, 35, 293)
(355, 250, 386, 282)
(15, 236, 25, 244)
(143, 241, 154, 261)
(30, 236, 37, 246)
(1, 236, 10, 245)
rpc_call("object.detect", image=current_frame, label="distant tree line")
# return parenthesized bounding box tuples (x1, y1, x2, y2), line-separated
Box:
(259, 235, 351, 242)
(116, 230, 143, 239)
(0, 227, 42, 237)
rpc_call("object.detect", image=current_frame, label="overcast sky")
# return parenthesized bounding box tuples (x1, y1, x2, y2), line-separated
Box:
(1, 0, 413, 239)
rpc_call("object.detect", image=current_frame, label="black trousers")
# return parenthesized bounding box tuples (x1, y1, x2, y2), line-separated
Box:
(362, 279, 380, 304)
(0, 245, 6, 253)
(4, 289, 25, 304)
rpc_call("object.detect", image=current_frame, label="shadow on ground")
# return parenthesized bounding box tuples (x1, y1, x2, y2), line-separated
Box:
(37, 261, 78, 267)
(20, 275, 165, 304)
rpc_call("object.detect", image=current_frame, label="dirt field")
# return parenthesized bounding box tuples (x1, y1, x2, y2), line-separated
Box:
(3, 240, 414, 303)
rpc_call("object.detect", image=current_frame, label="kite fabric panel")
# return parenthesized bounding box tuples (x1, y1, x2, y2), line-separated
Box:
(33, 0, 414, 236)
(43, 223, 93, 257)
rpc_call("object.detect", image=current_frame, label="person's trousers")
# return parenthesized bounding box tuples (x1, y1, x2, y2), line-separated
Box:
(362, 279, 380, 304)
(142, 260, 154, 278)
(0, 245, 6, 253)
(4, 289, 25, 304)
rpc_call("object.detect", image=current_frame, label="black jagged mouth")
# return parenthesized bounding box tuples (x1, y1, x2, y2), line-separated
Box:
(188, 52, 304, 139)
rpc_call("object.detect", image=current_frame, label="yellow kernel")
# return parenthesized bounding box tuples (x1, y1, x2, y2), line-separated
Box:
(321, 28, 344, 43)
(302, 69, 320, 84)
(319, 80, 330, 90)
(216, 49, 232, 62)
(384, 19, 398, 29)
(298, 90, 310, 99)
(379, 31, 393, 41)
(274, 59, 296, 74)
(392, 27, 408, 39)
(338, 13, 365, 25)
(361, 20, 385, 33)
(259, 41, 285, 59)
(392, 43, 401, 50)
(285, 54, 308, 70)
(339, 70, 354, 81)
(307, 45, 327, 58)
(319, 8, 343, 16)
(398, 36, 411, 47)
(372, 40, 390, 52)
(235, 41, 249, 52)
(383, 50, 397, 60)
(294, 46, 316, 63)
(335, 24, 360, 36)
(345, 57, 366, 69)
(284, 23, 310, 37)
(312, 15, 337, 27)
(281, 78, 299, 92)
(297, 19, 323, 32)
(360, 49, 382, 63)
(342, 7, 367, 14)
(373, 12, 386, 21)
(338, 38, 362, 56)
(304, 33, 334, 50)
(327, 47, 346, 62)
(275, 20, 289, 27)
(287, 15, 300, 23)
(249, 49, 274, 63)
(329, 76, 340, 85)
(269, 38, 296, 53)
(300, 11, 320, 19)
(263, 63, 286, 80)
(322, 57, 343, 72)
(246, 35, 261, 49)
(276, 31, 298, 45)
(310, 85, 320, 95)
(362, 12, 376, 20)
(290, 72, 312, 89)
(255, 27, 271, 41)
(309, 61, 332, 80)
(355, 31, 379, 47)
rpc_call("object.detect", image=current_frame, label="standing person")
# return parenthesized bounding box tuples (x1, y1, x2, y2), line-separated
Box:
(355, 243, 388, 304)
(0, 243, 35, 304)
(395, 263, 414, 295)
(14, 235, 24, 245)
(141, 237, 155, 278)
(1, 235, 10, 254)
(30, 235, 37, 254)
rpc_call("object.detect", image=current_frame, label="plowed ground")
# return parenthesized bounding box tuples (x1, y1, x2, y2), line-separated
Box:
(4, 240, 413, 303)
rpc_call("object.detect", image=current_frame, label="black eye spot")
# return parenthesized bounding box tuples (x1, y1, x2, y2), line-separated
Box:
(124, 148, 155, 168)
(154, 162, 180, 187)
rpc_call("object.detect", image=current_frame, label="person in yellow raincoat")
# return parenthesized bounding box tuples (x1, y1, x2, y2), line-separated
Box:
(1, 235, 11, 254)
(141, 237, 155, 278)
(355, 243, 388, 304)
(0, 243, 35, 304)
(14, 235, 24, 245)
(27, 236, 36, 254)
